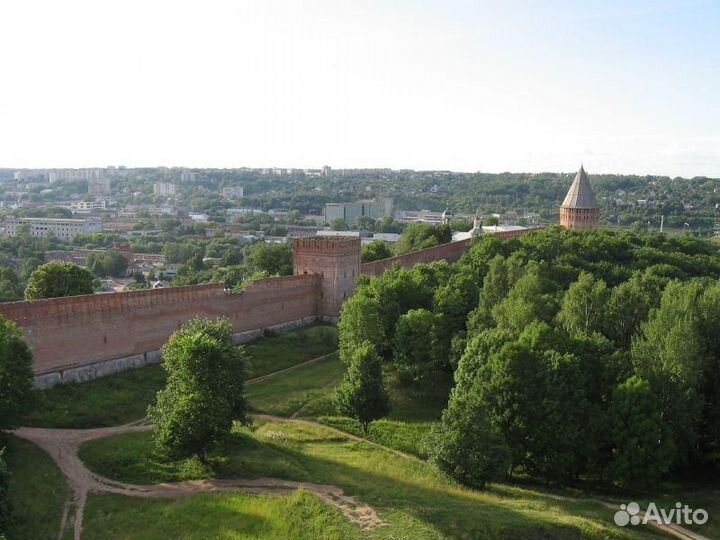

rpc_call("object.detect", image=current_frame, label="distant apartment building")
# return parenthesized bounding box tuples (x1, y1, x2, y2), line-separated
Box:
(153, 182, 176, 196)
(70, 200, 108, 212)
(3, 216, 102, 241)
(13, 168, 106, 184)
(227, 207, 263, 219)
(50, 168, 106, 183)
(88, 177, 111, 196)
(221, 186, 244, 199)
(324, 197, 393, 226)
(119, 205, 177, 217)
(398, 210, 445, 225)
(180, 170, 197, 182)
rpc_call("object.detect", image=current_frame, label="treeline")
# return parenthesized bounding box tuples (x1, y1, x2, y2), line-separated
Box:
(338, 227, 720, 489)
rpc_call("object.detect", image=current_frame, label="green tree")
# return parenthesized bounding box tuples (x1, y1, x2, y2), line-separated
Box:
(354, 216, 378, 231)
(603, 280, 650, 348)
(148, 317, 250, 459)
(491, 266, 557, 334)
(395, 223, 451, 255)
(557, 272, 609, 336)
(338, 292, 385, 362)
(0, 449, 11, 536)
(393, 308, 442, 382)
(247, 243, 292, 276)
(20, 257, 43, 281)
(608, 376, 674, 488)
(361, 241, 393, 263)
(104, 250, 129, 277)
(329, 218, 348, 231)
(426, 391, 510, 489)
(0, 316, 34, 430)
(631, 281, 704, 463)
(0, 269, 22, 303)
(24, 262, 95, 300)
(333, 341, 390, 433)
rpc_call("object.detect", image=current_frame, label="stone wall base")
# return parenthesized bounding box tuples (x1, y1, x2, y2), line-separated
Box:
(33, 316, 319, 389)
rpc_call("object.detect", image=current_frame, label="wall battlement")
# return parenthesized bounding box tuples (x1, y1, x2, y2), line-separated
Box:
(0, 283, 227, 322)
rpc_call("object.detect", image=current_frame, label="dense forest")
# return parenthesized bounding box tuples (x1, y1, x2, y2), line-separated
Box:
(338, 227, 720, 489)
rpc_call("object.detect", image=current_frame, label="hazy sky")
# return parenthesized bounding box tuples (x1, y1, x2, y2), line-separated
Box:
(1, 0, 718, 176)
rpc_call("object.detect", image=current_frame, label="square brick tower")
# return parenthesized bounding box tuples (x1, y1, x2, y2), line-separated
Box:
(292, 237, 361, 321)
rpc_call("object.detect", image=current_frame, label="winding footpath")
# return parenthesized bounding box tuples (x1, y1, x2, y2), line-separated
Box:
(14, 419, 384, 540)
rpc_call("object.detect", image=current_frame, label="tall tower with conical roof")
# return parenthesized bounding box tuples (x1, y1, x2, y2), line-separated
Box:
(560, 165, 600, 229)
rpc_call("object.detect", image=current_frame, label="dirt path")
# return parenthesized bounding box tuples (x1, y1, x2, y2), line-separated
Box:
(594, 501, 713, 540)
(14, 418, 384, 540)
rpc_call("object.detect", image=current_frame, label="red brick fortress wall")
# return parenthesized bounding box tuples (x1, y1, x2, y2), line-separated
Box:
(361, 238, 472, 277)
(0, 227, 541, 384)
(361, 227, 541, 277)
(0, 274, 320, 375)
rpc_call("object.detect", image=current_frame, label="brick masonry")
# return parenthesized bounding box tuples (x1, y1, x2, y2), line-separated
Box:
(0, 229, 539, 387)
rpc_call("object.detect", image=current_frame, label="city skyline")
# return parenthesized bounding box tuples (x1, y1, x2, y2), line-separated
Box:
(1, 0, 718, 177)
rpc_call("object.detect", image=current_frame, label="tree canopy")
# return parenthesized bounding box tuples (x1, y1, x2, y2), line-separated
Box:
(338, 227, 720, 489)
(24, 262, 95, 300)
(0, 316, 34, 430)
(148, 317, 250, 459)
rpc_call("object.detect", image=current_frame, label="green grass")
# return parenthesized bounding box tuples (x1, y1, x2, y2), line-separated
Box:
(245, 353, 343, 417)
(2, 435, 69, 540)
(317, 416, 434, 458)
(631, 473, 720, 539)
(79, 419, 666, 540)
(245, 324, 338, 378)
(25, 324, 338, 429)
(384, 370, 452, 422)
(26, 364, 167, 429)
(81, 490, 364, 540)
(245, 355, 446, 456)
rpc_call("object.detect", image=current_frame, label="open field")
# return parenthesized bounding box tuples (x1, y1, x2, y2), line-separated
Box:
(24, 324, 338, 429)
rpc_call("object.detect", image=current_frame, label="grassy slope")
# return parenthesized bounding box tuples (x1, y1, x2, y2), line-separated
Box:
(25, 324, 338, 429)
(245, 353, 343, 417)
(79, 419, 664, 540)
(244, 325, 337, 378)
(318, 369, 451, 457)
(82, 490, 362, 540)
(2, 436, 69, 540)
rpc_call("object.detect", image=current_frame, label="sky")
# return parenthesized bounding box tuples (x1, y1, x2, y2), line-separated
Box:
(0, 0, 718, 177)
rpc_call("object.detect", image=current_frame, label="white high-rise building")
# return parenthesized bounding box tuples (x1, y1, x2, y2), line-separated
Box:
(153, 182, 176, 196)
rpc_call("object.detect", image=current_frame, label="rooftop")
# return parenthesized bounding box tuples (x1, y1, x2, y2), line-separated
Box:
(561, 165, 598, 209)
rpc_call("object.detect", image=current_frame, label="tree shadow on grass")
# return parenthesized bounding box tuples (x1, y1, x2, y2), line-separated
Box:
(224, 429, 664, 540)
(81, 493, 272, 540)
